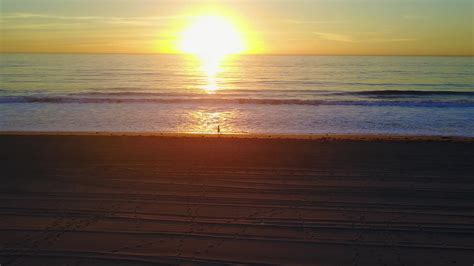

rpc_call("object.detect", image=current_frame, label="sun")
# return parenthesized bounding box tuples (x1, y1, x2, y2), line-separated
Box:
(179, 15, 245, 63)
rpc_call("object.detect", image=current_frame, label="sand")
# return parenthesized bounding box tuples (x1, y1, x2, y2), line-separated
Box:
(0, 133, 473, 265)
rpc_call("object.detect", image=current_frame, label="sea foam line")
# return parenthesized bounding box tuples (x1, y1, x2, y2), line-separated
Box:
(1, 96, 473, 107)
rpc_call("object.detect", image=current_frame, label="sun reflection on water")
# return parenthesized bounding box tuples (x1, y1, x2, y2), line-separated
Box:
(181, 54, 242, 133)
(181, 109, 239, 134)
(201, 55, 222, 77)
(205, 76, 218, 93)
(199, 54, 225, 94)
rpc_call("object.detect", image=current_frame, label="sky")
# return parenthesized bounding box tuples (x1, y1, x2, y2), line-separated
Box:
(1, 0, 473, 55)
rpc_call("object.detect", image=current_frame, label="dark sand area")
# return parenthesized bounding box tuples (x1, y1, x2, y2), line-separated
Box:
(0, 134, 473, 265)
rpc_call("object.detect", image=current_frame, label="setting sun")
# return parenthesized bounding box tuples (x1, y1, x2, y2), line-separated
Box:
(179, 15, 245, 61)
(179, 15, 245, 90)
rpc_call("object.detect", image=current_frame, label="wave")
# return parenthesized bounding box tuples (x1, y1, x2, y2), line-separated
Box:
(2, 89, 473, 97)
(347, 90, 474, 96)
(67, 91, 199, 97)
(226, 80, 474, 88)
(1, 96, 473, 107)
(72, 89, 474, 97)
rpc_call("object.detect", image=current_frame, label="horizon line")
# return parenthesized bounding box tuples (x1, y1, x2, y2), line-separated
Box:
(1, 52, 473, 57)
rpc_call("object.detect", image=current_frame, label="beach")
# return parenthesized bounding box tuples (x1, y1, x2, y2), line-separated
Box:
(0, 133, 473, 265)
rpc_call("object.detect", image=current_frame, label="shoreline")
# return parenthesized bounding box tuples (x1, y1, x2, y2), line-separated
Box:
(0, 131, 473, 142)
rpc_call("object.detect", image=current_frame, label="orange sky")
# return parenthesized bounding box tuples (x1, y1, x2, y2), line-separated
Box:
(1, 0, 473, 55)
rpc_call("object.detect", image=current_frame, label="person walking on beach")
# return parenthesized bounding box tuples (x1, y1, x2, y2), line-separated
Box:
(217, 125, 220, 134)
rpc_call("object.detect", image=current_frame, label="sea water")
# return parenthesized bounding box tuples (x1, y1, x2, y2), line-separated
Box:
(1, 54, 473, 136)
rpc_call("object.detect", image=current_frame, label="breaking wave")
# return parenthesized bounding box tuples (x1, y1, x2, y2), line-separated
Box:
(1, 95, 473, 107)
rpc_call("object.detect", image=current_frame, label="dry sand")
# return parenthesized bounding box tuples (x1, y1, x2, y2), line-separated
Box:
(0, 133, 473, 265)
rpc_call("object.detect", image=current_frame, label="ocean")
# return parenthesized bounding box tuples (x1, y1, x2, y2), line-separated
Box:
(1, 54, 473, 136)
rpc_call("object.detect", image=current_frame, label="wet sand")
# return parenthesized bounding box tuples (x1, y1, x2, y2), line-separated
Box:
(0, 133, 473, 265)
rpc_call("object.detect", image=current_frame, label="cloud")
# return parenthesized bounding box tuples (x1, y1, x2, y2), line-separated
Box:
(284, 19, 346, 25)
(313, 31, 417, 43)
(313, 32, 354, 43)
(369, 38, 418, 43)
(0, 23, 83, 30)
(1, 12, 183, 26)
(1, 13, 97, 20)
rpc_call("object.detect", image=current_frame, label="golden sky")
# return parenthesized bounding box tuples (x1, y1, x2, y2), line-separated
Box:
(1, 0, 473, 55)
